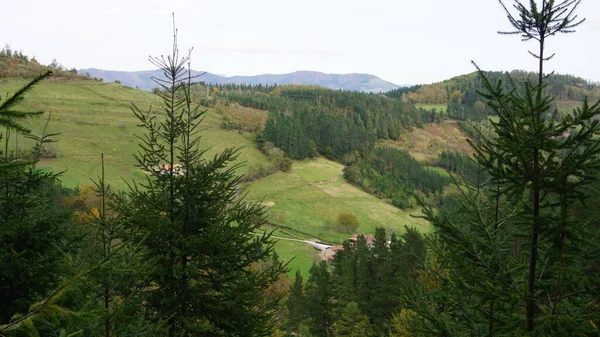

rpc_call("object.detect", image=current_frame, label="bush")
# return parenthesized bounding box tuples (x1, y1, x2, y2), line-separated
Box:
(337, 213, 359, 233)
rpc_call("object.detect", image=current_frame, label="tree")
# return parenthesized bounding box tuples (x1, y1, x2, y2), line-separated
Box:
(332, 302, 371, 337)
(123, 19, 285, 337)
(408, 0, 600, 335)
(283, 270, 306, 334)
(0, 71, 68, 323)
(303, 262, 334, 337)
(479, 0, 599, 332)
(337, 213, 359, 233)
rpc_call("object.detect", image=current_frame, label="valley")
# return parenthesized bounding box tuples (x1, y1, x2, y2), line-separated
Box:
(3, 1, 600, 335)
(0, 77, 432, 276)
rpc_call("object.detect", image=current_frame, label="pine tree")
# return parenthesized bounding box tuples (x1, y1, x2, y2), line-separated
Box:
(332, 302, 372, 337)
(123, 18, 285, 337)
(303, 262, 334, 337)
(476, 0, 600, 332)
(408, 0, 600, 335)
(0, 71, 68, 323)
(283, 270, 306, 334)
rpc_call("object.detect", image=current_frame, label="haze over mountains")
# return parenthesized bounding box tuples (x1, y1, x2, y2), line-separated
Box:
(80, 68, 401, 93)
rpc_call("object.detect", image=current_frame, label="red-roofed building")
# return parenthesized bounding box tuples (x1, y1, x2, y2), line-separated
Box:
(320, 233, 377, 261)
(321, 245, 344, 260)
(348, 233, 376, 246)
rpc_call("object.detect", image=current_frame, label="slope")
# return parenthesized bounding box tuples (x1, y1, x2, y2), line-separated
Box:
(0, 79, 270, 190)
(245, 157, 430, 275)
(1, 78, 428, 276)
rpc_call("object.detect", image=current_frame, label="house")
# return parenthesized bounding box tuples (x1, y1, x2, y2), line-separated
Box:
(320, 233, 377, 261)
(348, 233, 376, 246)
(321, 245, 344, 260)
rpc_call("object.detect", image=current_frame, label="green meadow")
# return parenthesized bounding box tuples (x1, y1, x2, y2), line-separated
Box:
(1, 78, 430, 275)
(416, 103, 447, 113)
(0, 79, 269, 190)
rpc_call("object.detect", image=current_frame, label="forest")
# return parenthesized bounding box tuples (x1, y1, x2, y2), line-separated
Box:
(211, 83, 450, 208)
(386, 69, 600, 121)
(2, 0, 600, 336)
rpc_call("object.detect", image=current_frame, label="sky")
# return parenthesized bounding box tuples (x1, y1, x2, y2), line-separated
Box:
(2, 0, 599, 85)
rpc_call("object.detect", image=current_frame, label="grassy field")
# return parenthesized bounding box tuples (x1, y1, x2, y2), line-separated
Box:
(416, 103, 447, 113)
(379, 120, 473, 164)
(1, 78, 432, 276)
(426, 165, 452, 177)
(0, 79, 270, 190)
(244, 157, 431, 274)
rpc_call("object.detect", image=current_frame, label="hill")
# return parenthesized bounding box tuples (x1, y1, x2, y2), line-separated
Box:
(246, 157, 429, 275)
(386, 70, 600, 121)
(0, 78, 426, 275)
(0, 79, 270, 190)
(79, 68, 400, 93)
(1, 46, 90, 80)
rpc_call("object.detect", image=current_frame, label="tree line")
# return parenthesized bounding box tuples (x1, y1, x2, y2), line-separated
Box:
(282, 228, 427, 337)
(218, 85, 432, 160)
(0, 46, 90, 80)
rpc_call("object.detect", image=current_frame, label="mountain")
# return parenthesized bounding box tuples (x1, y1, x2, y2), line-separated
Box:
(78, 68, 400, 93)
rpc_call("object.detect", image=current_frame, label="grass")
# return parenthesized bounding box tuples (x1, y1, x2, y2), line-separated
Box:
(416, 103, 447, 113)
(244, 157, 431, 274)
(426, 165, 452, 178)
(379, 120, 473, 164)
(1, 78, 432, 276)
(0, 79, 270, 190)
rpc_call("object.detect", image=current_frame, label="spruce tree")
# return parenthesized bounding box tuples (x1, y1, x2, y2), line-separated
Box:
(122, 19, 285, 337)
(332, 302, 372, 337)
(408, 0, 600, 335)
(283, 270, 306, 335)
(303, 262, 334, 337)
(0, 71, 68, 323)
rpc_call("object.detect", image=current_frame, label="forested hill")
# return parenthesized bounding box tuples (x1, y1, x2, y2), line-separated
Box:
(0, 46, 90, 80)
(211, 84, 431, 159)
(80, 68, 400, 93)
(386, 70, 600, 103)
(384, 70, 600, 122)
(210, 84, 452, 209)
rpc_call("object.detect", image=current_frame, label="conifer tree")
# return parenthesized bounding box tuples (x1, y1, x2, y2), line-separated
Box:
(0, 71, 68, 323)
(283, 270, 306, 335)
(303, 262, 334, 337)
(122, 18, 285, 337)
(332, 302, 372, 337)
(408, 0, 600, 335)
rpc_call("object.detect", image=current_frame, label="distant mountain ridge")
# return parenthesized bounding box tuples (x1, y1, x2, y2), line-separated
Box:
(79, 68, 400, 93)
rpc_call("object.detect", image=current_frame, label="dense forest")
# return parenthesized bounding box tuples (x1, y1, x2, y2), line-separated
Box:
(386, 70, 600, 121)
(282, 228, 427, 337)
(214, 85, 431, 160)
(210, 84, 450, 207)
(343, 147, 451, 208)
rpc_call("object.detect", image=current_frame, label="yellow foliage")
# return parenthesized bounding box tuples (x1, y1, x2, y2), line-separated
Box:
(91, 207, 100, 219)
(389, 309, 417, 337)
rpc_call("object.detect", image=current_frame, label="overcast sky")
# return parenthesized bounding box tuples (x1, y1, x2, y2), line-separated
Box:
(2, 0, 599, 85)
